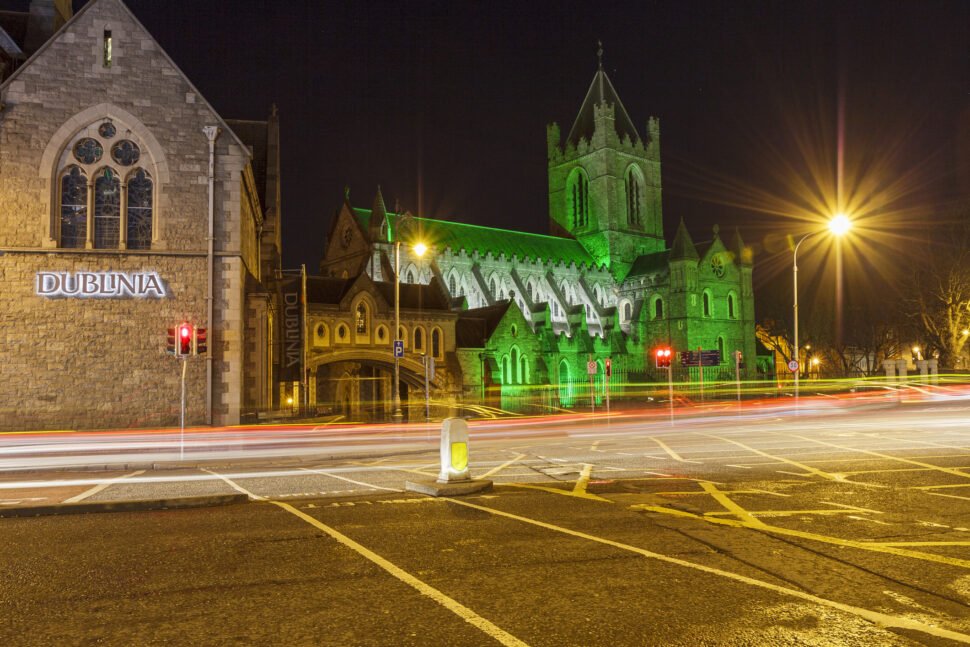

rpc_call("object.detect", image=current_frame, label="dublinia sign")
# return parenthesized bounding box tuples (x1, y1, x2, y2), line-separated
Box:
(35, 271, 168, 298)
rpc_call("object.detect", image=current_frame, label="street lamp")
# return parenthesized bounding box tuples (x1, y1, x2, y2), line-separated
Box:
(793, 214, 850, 404)
(392, 212, 426, 422)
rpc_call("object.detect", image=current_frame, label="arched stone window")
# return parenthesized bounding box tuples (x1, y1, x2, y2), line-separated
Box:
(355, 302, 368, 334)
(431, 327, 442, 359)
(448, 273, 457, 295)
(567, 167, 590, 228)
(558, 358, 572, 405)
(51, 117, 157, 250)
(623, 302, 632, 322)
(728, 293, 736, 319)
(414, 327, 425, 353)
(59, 166, 87, 248)
(314, 323, 329, 347)
(703, 291, 712, 317)
(489, 276, 497, 298)
(717, 335, 725, 358)
(406, 269, 415, 283)
(376, 325, 388, 343)
(521, 355, 530, 385)
(626, 165, 644, 226)
(398, 325, 407, 347)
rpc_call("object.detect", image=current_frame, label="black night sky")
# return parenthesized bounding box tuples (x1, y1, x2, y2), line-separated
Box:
(14, 1, 970, 284)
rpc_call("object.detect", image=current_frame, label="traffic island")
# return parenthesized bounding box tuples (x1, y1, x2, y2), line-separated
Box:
(405, 417, 492, 497)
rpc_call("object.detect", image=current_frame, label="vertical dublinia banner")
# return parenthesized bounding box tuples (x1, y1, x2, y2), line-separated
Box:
(280, 276, 303, 383)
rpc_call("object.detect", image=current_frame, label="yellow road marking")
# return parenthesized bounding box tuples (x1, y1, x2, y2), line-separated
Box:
(698, 481, 764, 526)
(703, 509, 864, 517)
(478, 454, 526, 480)
(703, 434, 837, 481)
(443, 497, 970, 644)
(203, 470, 531, 647)
(590, 440, 601, 451)
(786, 433, 970, 480)
(504, 482, 612, 502)
(649, 436, 697, 462)
(573, 464, 594, 496)
(912, 483, 970, 490)
(874, 541, 970, 547)
(62, 470, 145, 503)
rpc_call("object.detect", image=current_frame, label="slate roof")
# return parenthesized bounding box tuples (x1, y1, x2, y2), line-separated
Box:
(306, 277, 355, 304)
(626, 250, 669, 278)
(455, 302, 512, 348)
(306, 275, 452, 311)
(566, 67, 640, 147)
(353, 208, 598, 268)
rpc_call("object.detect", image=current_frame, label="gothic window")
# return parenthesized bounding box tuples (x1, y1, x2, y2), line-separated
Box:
(94, 168, 121, 249)
(728, 294, 735, 318)
(527, 280, 535, 302)
(654, 297, 663, 320)
(431, 328, 442, 359)
(626, 166, 644, 226)
(703, 291, 711, 317)
(98, 122, 116, 139)
(355, 302, 368, 334)
(717, 336, 725, 358)
(521, 355, 530, 385)
(376, 325, 387, 342)
(624, 302, 632, 322)
(489, 277, 497, 298)
(59, 166, 87, 249)
(414, 327, 424, 352)
(102, 29, 112, 67)
(110, 140, 140, 166)
(511, 347, 520, 384)
(126, 169, 153, 249)
(449, 274, 457, 295)
(568, 169, 590, 228)
(406, 269, 415, 283)
(315, 323, 329, 346)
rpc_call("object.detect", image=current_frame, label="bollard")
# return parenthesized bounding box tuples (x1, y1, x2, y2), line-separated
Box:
(438, 417, 470, 483)
(405, 417, 492, 497)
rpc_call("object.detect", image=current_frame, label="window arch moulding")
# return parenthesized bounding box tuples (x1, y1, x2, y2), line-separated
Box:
(40, 103, 169, 249)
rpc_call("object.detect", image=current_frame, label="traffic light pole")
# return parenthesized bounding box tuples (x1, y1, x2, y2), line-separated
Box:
(180, 356, 187, 460)
(668, 363, 674, 427)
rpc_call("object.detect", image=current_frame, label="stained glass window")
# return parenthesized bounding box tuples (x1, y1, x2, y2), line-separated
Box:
(449, 275, 456, 295)
(94, 168, 120, 249)
(126, 169, 152, 249)
(98, 122, 116, 139)
(60, 166, 87, 248)
(355, 303, 367, 334)
(73, 138, 103, 164)
(111, 140, 140, 166)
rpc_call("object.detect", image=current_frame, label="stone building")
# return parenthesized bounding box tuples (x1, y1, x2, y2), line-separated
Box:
(319, 60, 756, 414)
(0, 0, 281, 429)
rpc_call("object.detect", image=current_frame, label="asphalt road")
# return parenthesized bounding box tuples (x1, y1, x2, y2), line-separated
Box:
(4, 398, 970, 645)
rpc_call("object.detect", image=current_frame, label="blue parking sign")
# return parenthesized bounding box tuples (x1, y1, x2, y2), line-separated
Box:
(393, 340, 404, 358)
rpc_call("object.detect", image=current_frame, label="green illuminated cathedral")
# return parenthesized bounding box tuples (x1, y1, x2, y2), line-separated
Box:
(317, 61, 756, 416)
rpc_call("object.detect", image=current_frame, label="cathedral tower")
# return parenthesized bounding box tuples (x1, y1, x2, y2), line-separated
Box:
(547, 51, 664, 276)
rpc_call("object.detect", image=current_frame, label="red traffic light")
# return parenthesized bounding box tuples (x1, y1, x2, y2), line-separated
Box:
(655, 347, 672, 368)
(177, 323, 192, 356)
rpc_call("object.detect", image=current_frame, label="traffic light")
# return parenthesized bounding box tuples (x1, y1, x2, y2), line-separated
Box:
(166, 327, 177, 354)
(193, 327, 207, 356)
(177, 323, 193, 356)
(655, 347, 672, 368)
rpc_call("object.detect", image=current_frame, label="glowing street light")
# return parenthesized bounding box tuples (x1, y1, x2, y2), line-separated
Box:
(794, 215, 850, 404)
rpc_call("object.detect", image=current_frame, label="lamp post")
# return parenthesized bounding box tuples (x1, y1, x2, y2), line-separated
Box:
(793, 214, 850, 405)
(392, 212, 426, 422)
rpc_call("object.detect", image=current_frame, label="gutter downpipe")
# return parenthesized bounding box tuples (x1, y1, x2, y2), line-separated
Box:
(203, 125, 221, 425)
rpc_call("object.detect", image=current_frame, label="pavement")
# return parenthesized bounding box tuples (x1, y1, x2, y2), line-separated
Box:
(4, 398, 970, 644)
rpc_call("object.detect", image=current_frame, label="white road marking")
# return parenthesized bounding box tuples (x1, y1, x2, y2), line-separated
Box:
(62, 469, 145, 503)
(205, 469, 530, 647)
(725, 464, 752, 469)
(299, 467, 403, 492)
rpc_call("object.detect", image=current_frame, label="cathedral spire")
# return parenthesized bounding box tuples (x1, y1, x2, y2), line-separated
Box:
(565, 49, 639, 147)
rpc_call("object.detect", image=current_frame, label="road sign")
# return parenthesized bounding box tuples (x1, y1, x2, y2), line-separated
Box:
(680, 350, 721, 367)
(788, 359, 799, 372)
(587, 360, 597, 375)
(393, 340, 404, 358)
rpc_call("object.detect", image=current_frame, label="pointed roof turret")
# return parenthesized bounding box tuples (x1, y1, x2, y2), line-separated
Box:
(372, 185, 387, 221)
(669, 220, 699, 261)
(566, 44, 640, 146)
(731, 227, 753, 265)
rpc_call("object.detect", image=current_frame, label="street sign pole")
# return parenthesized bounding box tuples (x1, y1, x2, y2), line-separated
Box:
(735, 350, 742, 412)
(424, 355, 431, 424)
(587, 353, 595, 414)
(698, 346, 704, 404)
(605, 358, 611, 419)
